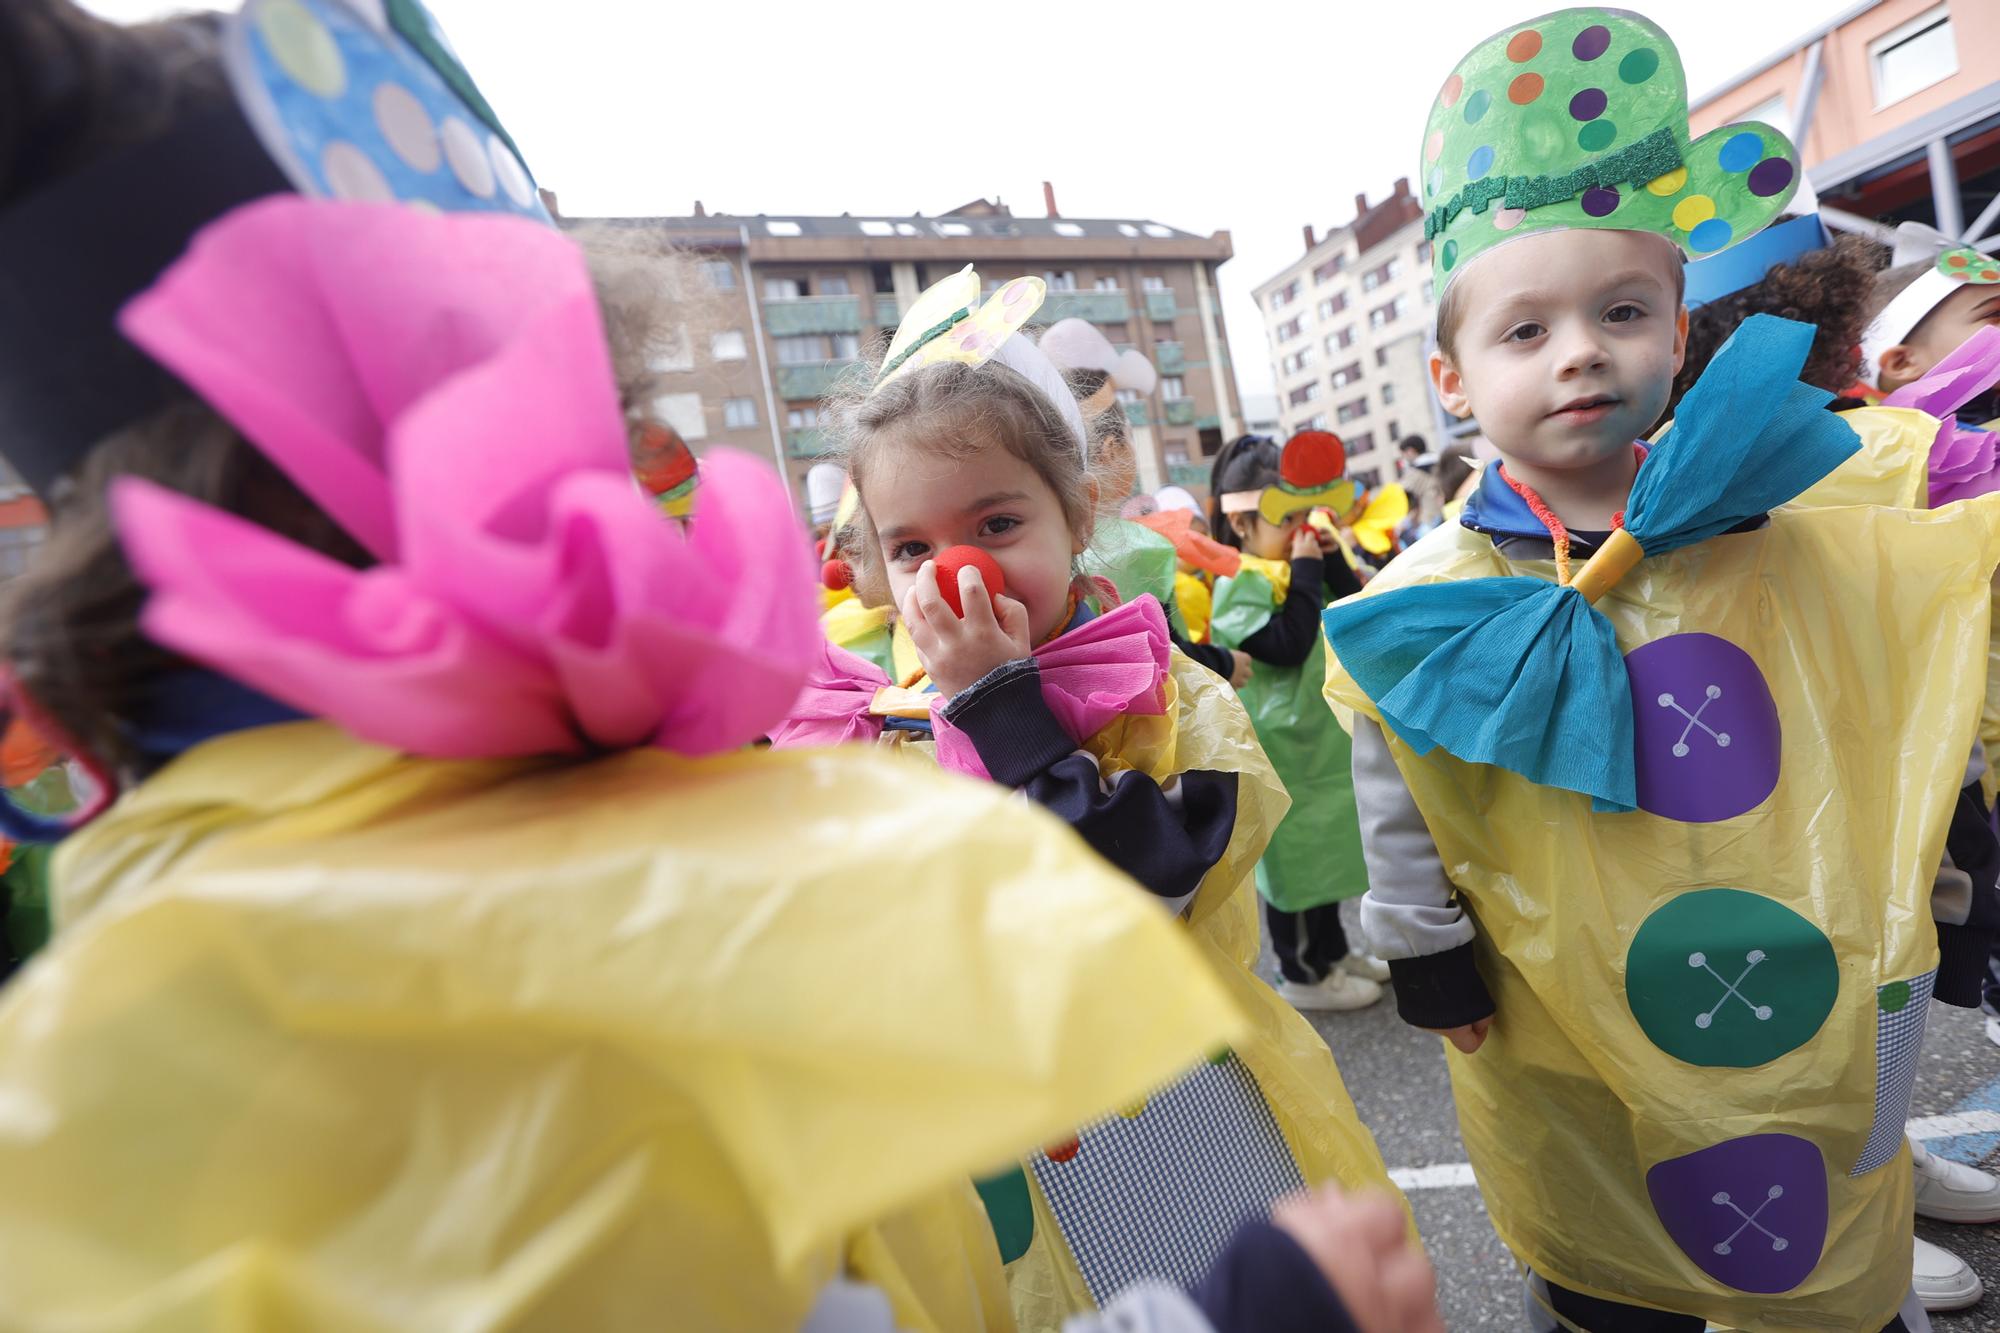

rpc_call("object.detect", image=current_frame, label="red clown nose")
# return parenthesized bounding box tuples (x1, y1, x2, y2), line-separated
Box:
(932, 546, 1005, 617)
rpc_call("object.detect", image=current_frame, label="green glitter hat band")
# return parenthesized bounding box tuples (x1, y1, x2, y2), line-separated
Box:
(1421, 7, 1799, 291)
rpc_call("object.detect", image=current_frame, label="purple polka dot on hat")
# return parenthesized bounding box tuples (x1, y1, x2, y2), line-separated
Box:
(1747, 157, 1795, 198)
(1570, 87, 1607, 121)
(1573, 24, 1611, 61)
(1582, 186, 1620, 217)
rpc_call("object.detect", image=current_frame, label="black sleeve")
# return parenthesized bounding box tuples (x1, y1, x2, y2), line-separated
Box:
(1322, 550, 1364, 602)
(1190, 1219, 1360, 1333)
(1936, 783, 2000, 1007)
(1172, 630, 1236, 681)
(1235, 556, 1328, 668)
(1387, 942, 1497, 1030)
(944, 658, 1239, 905)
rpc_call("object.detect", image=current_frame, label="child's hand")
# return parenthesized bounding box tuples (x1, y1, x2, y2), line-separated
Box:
(903, 559, 1030, 699)
(1429, 1017, 1493, 1054)
(1314, 525, 1340, 557)
(1272, 1187, 1444, 1333)
(1229, 650, 1254, 689)
(1289, 527, 1322, 560)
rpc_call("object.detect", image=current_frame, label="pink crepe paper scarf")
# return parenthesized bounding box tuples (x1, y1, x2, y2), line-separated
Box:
(1882, 326, 2000, 509)
(770, 596, 1173, 780)
(112, 197, 819, 759)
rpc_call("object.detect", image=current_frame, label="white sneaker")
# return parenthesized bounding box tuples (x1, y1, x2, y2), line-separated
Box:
(1277, 970, 1383, 1012)
(1985, 1013, 2000, 1049)
(1338, 952, 1392, 983)
(1912, 1137, 2000, 1223)
(1914, 1236, 1983, 1311)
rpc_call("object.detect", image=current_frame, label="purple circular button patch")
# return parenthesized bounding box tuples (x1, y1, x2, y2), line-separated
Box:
(1625, 633, 1781, 822)
(1646, 1133, 1827, 1293)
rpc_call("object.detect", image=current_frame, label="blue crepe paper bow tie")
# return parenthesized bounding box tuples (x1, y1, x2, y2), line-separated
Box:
(1322, 314, 1860, 811)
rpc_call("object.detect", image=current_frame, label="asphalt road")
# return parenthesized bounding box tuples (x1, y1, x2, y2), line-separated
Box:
(1281, 903, 2000, 1331)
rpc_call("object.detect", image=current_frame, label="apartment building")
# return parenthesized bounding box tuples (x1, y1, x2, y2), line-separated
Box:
(562, 192, 1245, 505)
(1691, 0, 1999, 246)
(1252, 180, 1444, 490)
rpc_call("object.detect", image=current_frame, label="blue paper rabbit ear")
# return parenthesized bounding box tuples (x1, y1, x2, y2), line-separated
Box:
(225, 0, 549, 220)
(1323, 576, 1636, 811)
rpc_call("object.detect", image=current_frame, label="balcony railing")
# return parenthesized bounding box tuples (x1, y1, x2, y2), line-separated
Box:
(775, 361, 857, 400)
(1196, 414, 1222, 432)
(1037, 289, 1131, 325)
(763, 295, 863, 336)
(1163, 398, 1197, 426)
(788, 427, 830, 458)
(1168, 462, 1210, 488)
(1144, 289, 1179, 322)
(1121, 400, 1149, 427)
(873, 293, 903, 327)
(1153, 341, 1185, 375)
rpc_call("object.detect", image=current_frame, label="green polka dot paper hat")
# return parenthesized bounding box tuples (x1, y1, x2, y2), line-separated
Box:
(1423, 8, 1800, 292)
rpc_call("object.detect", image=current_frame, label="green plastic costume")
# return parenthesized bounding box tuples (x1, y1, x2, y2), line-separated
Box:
(1083, 519, 1178, 616)
(1209, 553, 1366, 911)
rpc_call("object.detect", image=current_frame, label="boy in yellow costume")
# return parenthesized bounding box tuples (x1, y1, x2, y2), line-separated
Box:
(1322, 8, 2000, 1330)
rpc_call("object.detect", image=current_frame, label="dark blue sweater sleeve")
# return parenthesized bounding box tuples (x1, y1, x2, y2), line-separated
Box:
(1191, 1220, 1360, 1333)
(943, 658, 1238, 905)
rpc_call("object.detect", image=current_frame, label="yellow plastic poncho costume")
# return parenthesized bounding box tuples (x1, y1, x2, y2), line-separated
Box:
(1325, 398, 2000, 1328)
(774, 267, 1402, 1332)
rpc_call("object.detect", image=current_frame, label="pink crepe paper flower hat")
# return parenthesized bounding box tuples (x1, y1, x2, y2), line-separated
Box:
(111, 197, 819, 759)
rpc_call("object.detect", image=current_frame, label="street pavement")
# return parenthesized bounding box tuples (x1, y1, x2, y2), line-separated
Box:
(1282, 903, 2000, 1331)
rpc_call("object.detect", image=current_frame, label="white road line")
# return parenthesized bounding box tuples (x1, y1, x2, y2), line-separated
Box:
(1387, 1112, 2000, 1192)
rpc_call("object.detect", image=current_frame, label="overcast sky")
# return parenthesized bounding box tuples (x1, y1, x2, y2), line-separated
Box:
(87, 0, 1841, 399)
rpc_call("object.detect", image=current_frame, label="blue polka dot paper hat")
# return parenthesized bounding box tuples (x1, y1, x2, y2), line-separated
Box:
(226, 0, 549, 219)
(1422, 8, 1799, 292)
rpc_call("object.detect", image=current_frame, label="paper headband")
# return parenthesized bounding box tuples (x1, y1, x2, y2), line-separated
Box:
(1860, 222, 2000, 386)
(0, 0, 545, 497)
(876, 265, 1090, 456)
(1220, 431, 1358, 525)
(1683, 213, 1831, 310)
(1422, 8, 1799, 293)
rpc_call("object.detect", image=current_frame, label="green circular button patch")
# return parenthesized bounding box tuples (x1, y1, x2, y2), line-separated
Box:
(1626, 889, 1838, 1067)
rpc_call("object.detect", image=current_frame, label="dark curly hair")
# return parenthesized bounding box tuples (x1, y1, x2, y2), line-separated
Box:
(1668, 228, 1886, 416)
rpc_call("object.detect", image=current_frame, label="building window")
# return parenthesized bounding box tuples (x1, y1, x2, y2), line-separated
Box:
(711, 330, 747, 362)
(1375, 346, 1390, 367)
(1143, 223, 1174, 238)
(860, 220, 896, 237)
(644, 324, 693, 373)
(1348, 431, 1376, 454)
(1368, 296, 1410, 329)
(1388, 418, 1402, 441)
(1423, 279, 1436, 305)
(1161, 376, 1186, 399)
(1115, 388, 1142, 404)
(831, 333, 860, 360)
(1269, 279, 1301, 310)
(763, 277, 803, 301)
(936, 221, 972, 236)
(1742, 92, 1793, 140)
(1142, 275, 1169, 292)
(1415, 241, 1432, 266)
(1165, 445, 1190, 465)
(1337, 398, 1368, 424)
(1361, 257, 1405, 293)
(775, 334, 856, 364)
(1326, 325, 1357, 354)
(1281, 347, 1315, 376)
(1312, 254, 1348, 284)
(1045, 270, 1078, 291)
(787, 405, 822, 429)
(1871, 5, 1955, 108)
(1329, 361, 1363, 390)
(1381, 382, 1397, 405)
(1318, 292, 1350, 320)
(1276, 316, 1304, 341)
(0, 524, 46, 578)
(1305, 413, 1330, 431)
(723, 397, 758, 429)
(817, 275, 851, 296)
(1288, 382, 1322, 407)
(1093, 276, 1120, 291)
(701, 259, 737, 290)
(650, 392, 707, 441)
(1352, 466, 1381, 489)
(1053, 221, 1085, 237)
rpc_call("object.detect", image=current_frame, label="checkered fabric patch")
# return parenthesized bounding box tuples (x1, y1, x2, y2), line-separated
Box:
(1028, 1054, 1304, 1305)
(1852, 969, 1936, 1176)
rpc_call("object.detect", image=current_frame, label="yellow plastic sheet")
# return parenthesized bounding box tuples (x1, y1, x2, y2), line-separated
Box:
(0, 722, 1248, 1332)
(1327, 448, 2000, 1329)
(877, 653, 1404, 1331)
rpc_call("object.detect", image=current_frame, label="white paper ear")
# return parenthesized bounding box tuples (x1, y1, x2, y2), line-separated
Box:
(1037, 318, 1121, 375)
(1891, 221, 1958, 268)
(1113, 349, 1158, 396)
(992, 333, 1090, 459)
